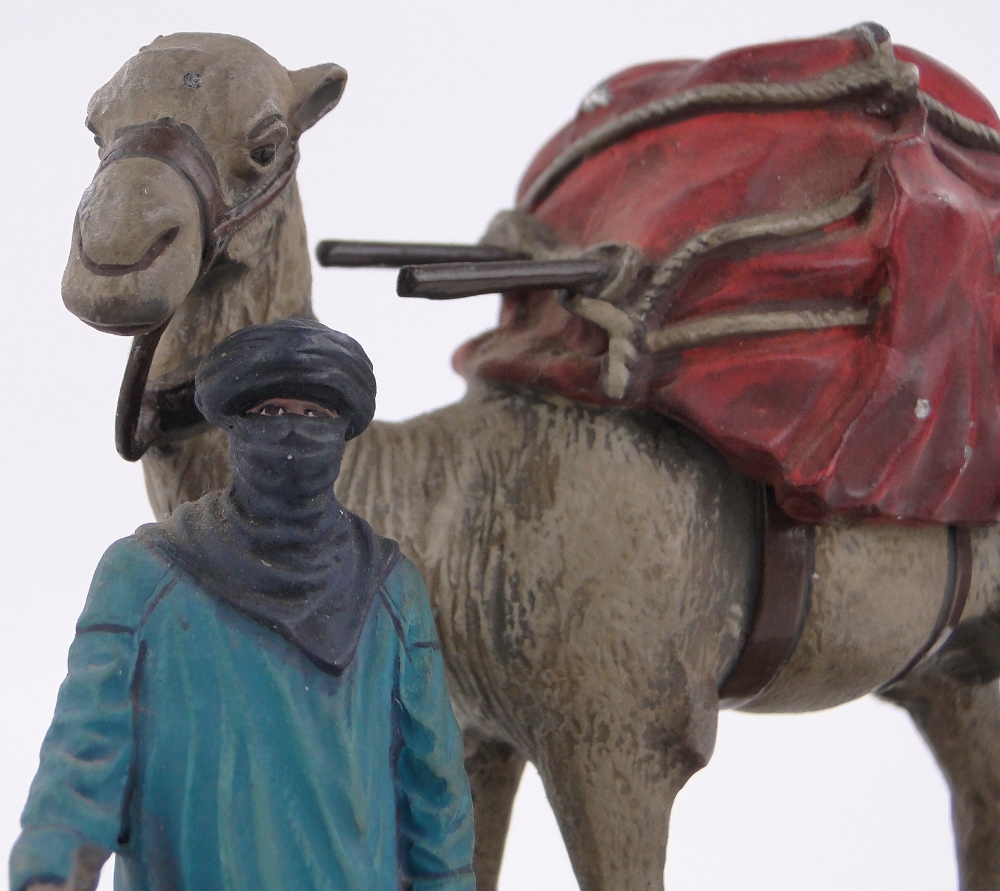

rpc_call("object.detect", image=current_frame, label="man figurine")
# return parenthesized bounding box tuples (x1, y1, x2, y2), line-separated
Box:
(10, 320, 475, 891)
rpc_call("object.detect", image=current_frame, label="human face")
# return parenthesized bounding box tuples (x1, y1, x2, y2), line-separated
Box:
(246, 397, 340, 420)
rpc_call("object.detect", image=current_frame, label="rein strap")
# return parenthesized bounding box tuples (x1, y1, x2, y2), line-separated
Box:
(99, 117, 299, 460)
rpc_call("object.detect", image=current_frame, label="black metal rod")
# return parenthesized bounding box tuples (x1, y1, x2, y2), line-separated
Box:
(316, 239, 525, 268)
(396, 258, 610, 300)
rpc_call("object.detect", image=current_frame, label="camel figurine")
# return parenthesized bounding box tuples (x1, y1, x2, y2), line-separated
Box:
(59, 28, 1000, 891)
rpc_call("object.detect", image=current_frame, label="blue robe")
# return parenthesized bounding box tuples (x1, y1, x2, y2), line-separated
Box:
(10, 537, 475, 891)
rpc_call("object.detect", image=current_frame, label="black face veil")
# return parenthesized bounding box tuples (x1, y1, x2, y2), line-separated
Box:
(137, 319, 399, 675)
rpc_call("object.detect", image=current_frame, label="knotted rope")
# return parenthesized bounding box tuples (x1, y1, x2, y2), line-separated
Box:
(484, 27, 1000, 400)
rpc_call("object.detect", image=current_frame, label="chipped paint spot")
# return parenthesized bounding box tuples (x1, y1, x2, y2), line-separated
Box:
(915, 398, 931, 420)
(961, 444, 973, 475)
(580, 84, 612, 113)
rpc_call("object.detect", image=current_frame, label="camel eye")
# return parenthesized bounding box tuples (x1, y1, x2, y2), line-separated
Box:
(250, 144, 277, 166)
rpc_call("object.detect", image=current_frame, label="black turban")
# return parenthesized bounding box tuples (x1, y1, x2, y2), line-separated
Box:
(195, 318, 377, 439)
(137, 317, 398, 674)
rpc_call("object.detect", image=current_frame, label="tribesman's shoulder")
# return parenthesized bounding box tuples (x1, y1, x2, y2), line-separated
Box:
(381, 554, 441, 650)
(75, 534, 177, 632)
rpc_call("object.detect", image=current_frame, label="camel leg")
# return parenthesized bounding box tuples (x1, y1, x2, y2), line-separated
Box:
(880, 673, 1000, 891)
(535, 676, 719, 891)
(463, 731, 527, 891)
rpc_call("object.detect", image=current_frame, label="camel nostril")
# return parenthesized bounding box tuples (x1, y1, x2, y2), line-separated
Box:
(79, 226, 181, 276)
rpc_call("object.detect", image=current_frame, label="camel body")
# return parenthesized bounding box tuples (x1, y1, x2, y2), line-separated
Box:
(61, 32, 1000, 891)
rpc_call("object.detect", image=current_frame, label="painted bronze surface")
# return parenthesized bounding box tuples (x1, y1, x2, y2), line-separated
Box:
(717, 490, 814, 709)
(316, 240, 524, 268)
(51, 26, 1000, 891)
(13, 322, 475, 891)
(454, 24, 1000, 524)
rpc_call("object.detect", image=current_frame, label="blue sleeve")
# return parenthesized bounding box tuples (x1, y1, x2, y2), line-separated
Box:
(9, 538, 170, 891)
(388, 560, 475, 891)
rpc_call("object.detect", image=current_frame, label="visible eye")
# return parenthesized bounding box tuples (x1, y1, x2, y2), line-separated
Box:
(303, 407, 339, 419)
(250, 143, 277, 166)
(257, 404, 285, 416)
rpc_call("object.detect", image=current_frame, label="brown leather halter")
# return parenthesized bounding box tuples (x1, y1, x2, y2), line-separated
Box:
(87, 117, 299, 460)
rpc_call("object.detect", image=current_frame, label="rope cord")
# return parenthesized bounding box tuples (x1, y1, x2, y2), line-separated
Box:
(521, 43, 919, 210)
(639, 182, 873, 313)
(918, 91, 1000, 153)
(484, 33, 1000, 398)
(646, 305, 873, 353)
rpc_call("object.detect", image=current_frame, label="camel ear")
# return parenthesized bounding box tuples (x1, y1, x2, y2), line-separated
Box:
(289, 63, 348, 133)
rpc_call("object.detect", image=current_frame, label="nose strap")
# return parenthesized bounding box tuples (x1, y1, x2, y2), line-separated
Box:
(98, 117, 298, 276)
(99, 117, 299, 462)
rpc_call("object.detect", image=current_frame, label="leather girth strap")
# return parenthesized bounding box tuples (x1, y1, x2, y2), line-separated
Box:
(878, 525, 973, 691)
(718, 487, 973, 708)
(718, 488, 814, 709)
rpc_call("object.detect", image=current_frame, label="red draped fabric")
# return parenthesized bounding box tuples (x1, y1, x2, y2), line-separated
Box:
(454, 28, 1000, 524)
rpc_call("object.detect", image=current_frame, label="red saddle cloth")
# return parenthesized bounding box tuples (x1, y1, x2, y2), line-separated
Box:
(454, 25, 1000, 524)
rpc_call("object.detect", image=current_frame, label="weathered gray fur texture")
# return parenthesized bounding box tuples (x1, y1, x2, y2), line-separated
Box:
(59, 32, 1000, 891)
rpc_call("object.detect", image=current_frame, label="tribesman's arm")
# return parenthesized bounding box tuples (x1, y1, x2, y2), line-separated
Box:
(387, 559, 476, 891)
(10, 539, 164, 891)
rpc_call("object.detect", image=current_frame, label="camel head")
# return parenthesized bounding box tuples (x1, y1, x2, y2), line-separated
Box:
(62, 33, 346, 335)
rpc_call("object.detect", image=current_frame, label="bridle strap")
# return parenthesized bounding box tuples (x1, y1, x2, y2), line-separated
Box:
(99, 117, 298, 277)
(212, 152, 299, 246)
(115, 321, 169, 462)
(100, 117, 299, 461)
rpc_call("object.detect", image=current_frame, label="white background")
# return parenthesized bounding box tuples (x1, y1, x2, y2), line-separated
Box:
(3, 2, 999, 889)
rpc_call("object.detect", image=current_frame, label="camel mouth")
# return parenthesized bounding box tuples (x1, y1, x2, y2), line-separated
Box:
(78, 226, 180, 277)
(82, 318, 167, 337)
